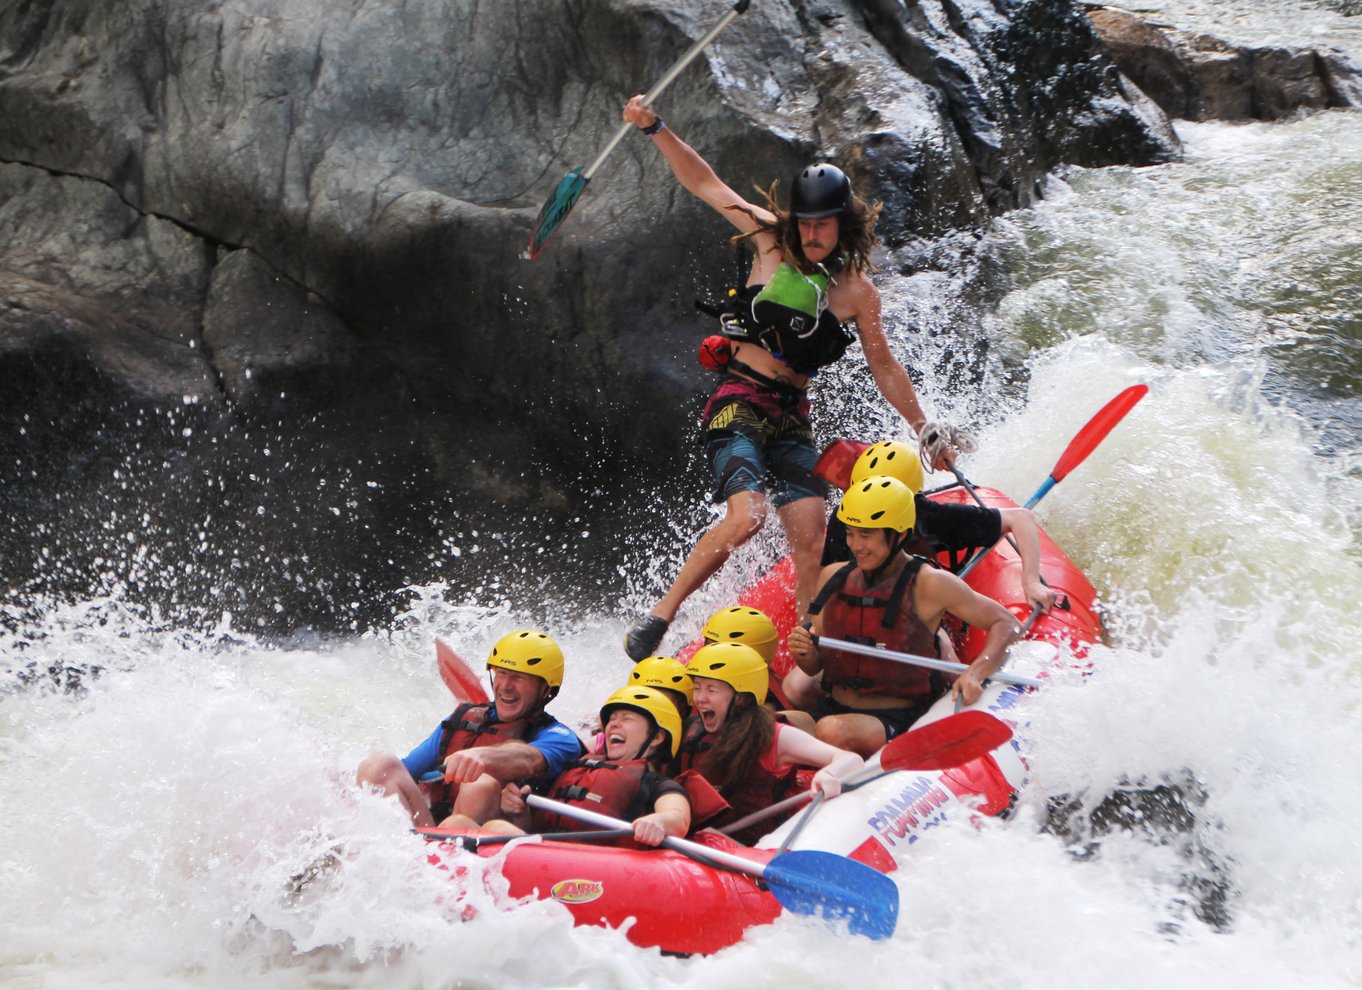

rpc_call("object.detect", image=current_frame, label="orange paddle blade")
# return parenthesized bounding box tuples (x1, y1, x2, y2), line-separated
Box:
(436, 637, 489, 703)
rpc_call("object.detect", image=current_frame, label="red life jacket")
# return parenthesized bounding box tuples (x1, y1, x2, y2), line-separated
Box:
(531, 758, 656, 833)
(678, 718, 797, 844)
(811, 556, 943, 700)
(426, 702, 553, 812)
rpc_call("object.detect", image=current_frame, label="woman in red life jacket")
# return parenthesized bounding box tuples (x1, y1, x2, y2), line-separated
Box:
(787, 476, 1021, 758)
(679, 642, 863, 844)
(475, 686, 690, 847)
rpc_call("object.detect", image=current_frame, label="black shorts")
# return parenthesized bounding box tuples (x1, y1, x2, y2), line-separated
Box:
(811, 693, 933, 741)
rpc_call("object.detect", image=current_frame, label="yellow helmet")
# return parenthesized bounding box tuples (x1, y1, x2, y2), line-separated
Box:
(600, 686, 684, 757)
(836, 475, 917, 534)
(486, 630, 564, 693)
(702, 606, 778, 664)
(686, 642, 769, 705)
(628, 656, 693, 703)
(849, 440, 923, 493)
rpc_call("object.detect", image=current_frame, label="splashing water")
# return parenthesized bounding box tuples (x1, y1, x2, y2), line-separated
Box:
(6, 17, 1362, 990)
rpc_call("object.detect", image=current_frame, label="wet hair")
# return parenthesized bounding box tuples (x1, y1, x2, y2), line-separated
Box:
(699, 693, 775, 793)
(727, 175, 881, 276)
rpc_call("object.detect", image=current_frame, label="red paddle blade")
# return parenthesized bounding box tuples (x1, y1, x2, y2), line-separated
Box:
(813, 438, 872, 492)
(527, 168, 588, 259)
(1049, 384, 1148, 484)
(436, 637, 489, 703)
(879, 710, 1013, 772)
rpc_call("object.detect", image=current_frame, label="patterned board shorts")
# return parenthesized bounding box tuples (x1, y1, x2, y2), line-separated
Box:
(702, 376, 828, 508)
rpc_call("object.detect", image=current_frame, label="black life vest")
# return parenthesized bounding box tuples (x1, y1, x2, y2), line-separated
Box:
(678, 717, 797, 844)
(810, 556, 944, 700)
(720, 261, 855, 375)
(531, 758, 658, 833)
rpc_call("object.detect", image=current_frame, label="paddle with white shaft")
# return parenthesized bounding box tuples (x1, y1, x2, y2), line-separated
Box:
(416, 827, 635, 849)
(526, 795, 899, 939)
(816, 637, 1045, 688)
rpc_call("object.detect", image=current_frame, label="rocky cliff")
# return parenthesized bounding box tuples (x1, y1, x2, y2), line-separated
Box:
(0, 0, 1178, 629)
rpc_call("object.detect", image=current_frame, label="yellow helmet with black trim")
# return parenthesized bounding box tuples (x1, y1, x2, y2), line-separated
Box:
(486, 630, 564, 693)
(849, 440, 923, 493)
(628, 656, 693, 703)
(600, 686, 684, 757)
(836, 475, 917, 534)
(686, 641, 769, 705)
(702, 606, 778, 664)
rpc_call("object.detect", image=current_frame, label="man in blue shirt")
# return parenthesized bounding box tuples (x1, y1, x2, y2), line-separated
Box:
(356, 630, 584, 828)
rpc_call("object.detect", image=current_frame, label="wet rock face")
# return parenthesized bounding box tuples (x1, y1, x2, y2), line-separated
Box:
(1088, 7, 1362, 121)
(0, 0, 1175, 626)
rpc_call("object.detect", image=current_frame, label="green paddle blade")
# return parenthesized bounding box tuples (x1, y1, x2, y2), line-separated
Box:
(528, 167, 588, 258)
(764, 849, 900, 940)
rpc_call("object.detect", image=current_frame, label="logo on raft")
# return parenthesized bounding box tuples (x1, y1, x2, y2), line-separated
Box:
(551, 878, 605, 904)
(866, 774, 952, 847)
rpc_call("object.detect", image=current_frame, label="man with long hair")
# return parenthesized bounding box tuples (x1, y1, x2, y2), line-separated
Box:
(621, 94, 955, 662)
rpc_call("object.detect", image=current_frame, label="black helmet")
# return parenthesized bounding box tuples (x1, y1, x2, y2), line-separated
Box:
(791, 163, 851, 219)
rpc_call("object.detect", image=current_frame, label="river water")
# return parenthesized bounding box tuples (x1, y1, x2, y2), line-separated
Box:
(4, 2, 1362, 987)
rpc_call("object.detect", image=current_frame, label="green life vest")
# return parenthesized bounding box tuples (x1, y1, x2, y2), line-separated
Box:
(724, 261, 855, 375)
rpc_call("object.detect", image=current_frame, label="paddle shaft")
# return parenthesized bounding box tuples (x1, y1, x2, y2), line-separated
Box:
(527, 794, 775, 879)
(817, 635, 1044, 688)
(417, 827, 634, 848)
(582, 1, 750, 180)
(951, 464, 1030, 581)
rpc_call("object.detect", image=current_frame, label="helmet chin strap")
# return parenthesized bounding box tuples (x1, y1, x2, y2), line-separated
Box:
(621, 716, 663, 762)
(866, 529, 909, 585)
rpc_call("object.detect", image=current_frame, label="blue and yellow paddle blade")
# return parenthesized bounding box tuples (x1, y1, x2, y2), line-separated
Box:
(764, 849, 900, 940)
(528, 167, 588, 258)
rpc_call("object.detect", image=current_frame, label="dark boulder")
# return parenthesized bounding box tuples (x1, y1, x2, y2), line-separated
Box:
(0, 0, 1179, 628)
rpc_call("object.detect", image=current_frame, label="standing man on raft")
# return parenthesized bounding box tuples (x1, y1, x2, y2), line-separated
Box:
(621, 95, 959, 661)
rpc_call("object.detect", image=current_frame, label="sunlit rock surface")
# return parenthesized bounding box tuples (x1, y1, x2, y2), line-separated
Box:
(1088, 5, 1362, 121)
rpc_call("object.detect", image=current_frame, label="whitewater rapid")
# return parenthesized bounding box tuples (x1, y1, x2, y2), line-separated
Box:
(6, 10, 1362, 990)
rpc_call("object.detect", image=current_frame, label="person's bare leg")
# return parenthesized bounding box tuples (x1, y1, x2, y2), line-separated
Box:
(627, 491, 768, 659)
(439, 813, 524, 836)
(449, 772, 505, 824)
(655, 490, 768, 620)
(781, 666, 822, 710)
(813, 713, 889, 759)
(356, 751, 435, 827)
(776, 495, 828, 616)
